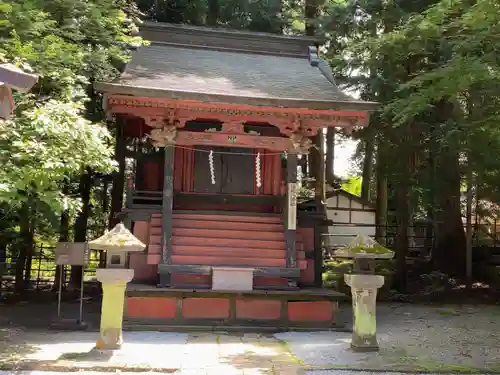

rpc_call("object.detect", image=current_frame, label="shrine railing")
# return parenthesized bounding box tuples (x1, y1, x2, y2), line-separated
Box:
(126, 185, 284, 209)
(126, 189, 162, 208)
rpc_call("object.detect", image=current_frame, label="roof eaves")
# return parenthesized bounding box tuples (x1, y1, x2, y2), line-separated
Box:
(95, 82, 379, 112)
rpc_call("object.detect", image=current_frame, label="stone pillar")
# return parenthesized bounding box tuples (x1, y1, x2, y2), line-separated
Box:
(95, 269, 134, 350)
(344, 274, 385, 352)
(285, 153, 298, 285)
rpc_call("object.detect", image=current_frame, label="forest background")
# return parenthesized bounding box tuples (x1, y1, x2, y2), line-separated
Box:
(0, 0, 499, 295)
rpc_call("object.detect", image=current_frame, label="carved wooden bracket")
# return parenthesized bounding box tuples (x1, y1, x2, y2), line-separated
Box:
(288, 132, 313, 154)
(143, 109, 194, 130)
(285, 117, 315, 154)
(281, 117, 316, 137)
(143, 110, 190, 147)
(150, 125, 177, 147)
(221, 121, 245, 133)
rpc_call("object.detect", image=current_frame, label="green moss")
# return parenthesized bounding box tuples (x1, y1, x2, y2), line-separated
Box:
(347, 245, 393, 255)
(303, 361, 491, 373)
(275, 339, 304, 365)
(414, 361, 484, 373)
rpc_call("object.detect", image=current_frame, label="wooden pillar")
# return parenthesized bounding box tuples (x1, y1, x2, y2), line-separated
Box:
(109, 120, 126, 229)
(159, 145, 175, 287)
(313, 220, 324, 288)
(285, 153, 298, 284)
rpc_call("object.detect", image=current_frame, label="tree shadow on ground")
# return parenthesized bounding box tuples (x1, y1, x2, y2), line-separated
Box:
(219, 349, 305, 375)
(0, 327, 38, 369)
(57, 348, 114, 362)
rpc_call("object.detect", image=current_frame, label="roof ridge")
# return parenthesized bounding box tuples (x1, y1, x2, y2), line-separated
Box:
(148, 41, 310, 59)
(140, 21, 319, 58)
(142, 21, 323, 43)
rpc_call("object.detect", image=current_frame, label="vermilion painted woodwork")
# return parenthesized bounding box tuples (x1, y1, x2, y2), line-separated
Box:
(235, 299, 281, 320)
(107, 95, 368, 135)
(175, 130, 292, 150)
(288, 301, 334, 321)
(182, 298, 230, 319)
(124, 295, 338, 326)
(127, 297, 177, 319)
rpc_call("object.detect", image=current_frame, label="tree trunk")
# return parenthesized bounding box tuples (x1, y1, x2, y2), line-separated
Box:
(433, 147, 466, 276)
(0, 242, 6, 278)
(375, 144, 388, 245)
(361, 139, 374, 201)
(326, 127, 335, 185)
(465, 163, 473, 288)
(15, 202, 32, 293)
(207, 0, 219, 26)
(432, 101, 466, 277)
(394, 181, 410, 292)
(53, 205, 70, 291)
(305, 0, 320, 36)
(102, 177, 109, 213)
(392, 127, 414, 292)
(305, 0, 321, 178)
(69, 168, 92, 289)
(109, 122, 126, 228)
(23, 214, 36, 287)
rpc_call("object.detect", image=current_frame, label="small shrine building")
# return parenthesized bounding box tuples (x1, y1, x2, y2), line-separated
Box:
(95, 22, 377, 329)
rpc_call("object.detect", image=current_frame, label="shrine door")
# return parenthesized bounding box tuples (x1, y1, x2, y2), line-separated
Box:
(193, 146, 255, 195)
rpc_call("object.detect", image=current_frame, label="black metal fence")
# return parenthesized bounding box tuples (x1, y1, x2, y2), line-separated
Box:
(322, 221, 500, 261)
(0, 246, 104, 292)
(2, 221, 500, 291)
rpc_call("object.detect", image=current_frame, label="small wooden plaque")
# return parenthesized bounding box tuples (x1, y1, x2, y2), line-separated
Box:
(55, 242, 89, 266)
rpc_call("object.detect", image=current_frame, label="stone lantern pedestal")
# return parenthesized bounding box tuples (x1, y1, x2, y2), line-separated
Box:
(95, 269, 134, 350)
(344, 273, 385, 352)
(334, 235, 394, 353)
(89, 223, 146, 351)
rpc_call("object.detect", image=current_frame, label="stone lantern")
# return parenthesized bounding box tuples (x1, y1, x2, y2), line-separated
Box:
(89, 223, 146, 350)
(0, 64, 38, 120)
(334, 235, 394, 352)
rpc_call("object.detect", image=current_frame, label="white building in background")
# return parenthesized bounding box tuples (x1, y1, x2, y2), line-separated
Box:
(324, 189, 376, 248)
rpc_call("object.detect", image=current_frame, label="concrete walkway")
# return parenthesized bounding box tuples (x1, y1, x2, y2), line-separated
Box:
(0, 304, 500, 374)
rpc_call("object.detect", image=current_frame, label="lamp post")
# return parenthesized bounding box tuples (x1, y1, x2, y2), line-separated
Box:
(0, 64, 38, 120)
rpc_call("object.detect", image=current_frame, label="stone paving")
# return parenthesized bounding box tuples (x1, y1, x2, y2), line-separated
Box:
(1, 303, 500, 374)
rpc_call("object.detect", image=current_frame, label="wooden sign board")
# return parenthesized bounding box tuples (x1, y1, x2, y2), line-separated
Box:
(55, 242, 89, 266)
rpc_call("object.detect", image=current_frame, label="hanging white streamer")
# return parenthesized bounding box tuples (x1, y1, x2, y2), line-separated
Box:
(209, 150, 216, 184)
(256, 152, 262, 188)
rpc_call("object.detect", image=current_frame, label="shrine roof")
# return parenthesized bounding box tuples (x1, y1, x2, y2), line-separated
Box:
(96, 22, 377, 111)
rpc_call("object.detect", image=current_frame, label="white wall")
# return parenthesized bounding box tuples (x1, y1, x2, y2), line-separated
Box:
(325, 192, 376, 248)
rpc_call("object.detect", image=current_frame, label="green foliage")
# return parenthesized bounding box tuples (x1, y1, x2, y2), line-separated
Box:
(0, 0, 144, 253)
(136, 0, 304, 34)
(0, 0, 143, 98)
(0, 100, 115, 213)
(341, 176, 362, 196)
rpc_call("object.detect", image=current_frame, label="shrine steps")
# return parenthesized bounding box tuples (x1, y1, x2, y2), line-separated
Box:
(171, 245, 306, 259)
(147, 211, 306, 287)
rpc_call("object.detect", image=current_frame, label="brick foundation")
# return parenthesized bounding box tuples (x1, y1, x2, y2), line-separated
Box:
(125, 289, 341, 329)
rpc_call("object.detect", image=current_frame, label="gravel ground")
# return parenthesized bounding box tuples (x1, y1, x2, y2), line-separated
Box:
(0, 372, 453, 375)
(0, 302, 500, 373)
(277, 303, 500, 373)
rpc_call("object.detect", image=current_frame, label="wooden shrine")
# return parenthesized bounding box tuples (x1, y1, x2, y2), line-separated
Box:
(95, 22, 377, 330)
